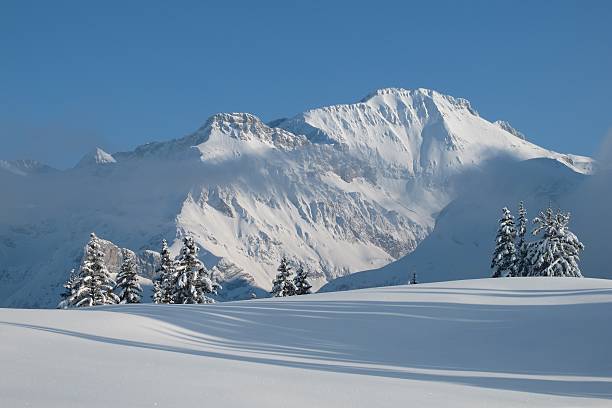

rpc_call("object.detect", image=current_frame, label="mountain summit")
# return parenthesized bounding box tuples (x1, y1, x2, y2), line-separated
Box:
(278, 87, 590, 176)
(76, 147, 117, 167)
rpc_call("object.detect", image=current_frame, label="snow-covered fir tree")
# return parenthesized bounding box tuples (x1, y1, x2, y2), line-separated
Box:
(152, 239, 176, 304)
(527, 207, 585, 277)
(271, 257, 297, 297)
(152, 280, 163, 304)
(57, 269, 78, 309)
(515, 201, 530, 276)
(115, 249, 142, 304)
(69, 233, 120, 307)
(491, 207, 518, 278)
(293, 265, 312, 295)
(173, 236, 219, 304)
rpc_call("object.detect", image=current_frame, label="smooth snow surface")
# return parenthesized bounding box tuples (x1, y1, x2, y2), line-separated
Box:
(1, 278, 611, 407)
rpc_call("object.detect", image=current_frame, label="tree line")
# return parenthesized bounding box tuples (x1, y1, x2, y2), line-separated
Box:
(491, 202, 585, 278)
(58, 234, 221, 308)
(58, 233, 314, 308)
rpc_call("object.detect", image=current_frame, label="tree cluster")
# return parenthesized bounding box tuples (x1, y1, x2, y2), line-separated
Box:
(59, 233, 220, 308)
(270, 257, 312, 297)
(153, 236, 221, 304)
(491, 202, 584, 278)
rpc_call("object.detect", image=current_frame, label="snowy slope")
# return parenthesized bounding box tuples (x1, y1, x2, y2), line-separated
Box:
(0, 88, 595, 307)
(320, 158, 586, 291)
(320, 157, 610, 293)
(1, 278, 611, 407)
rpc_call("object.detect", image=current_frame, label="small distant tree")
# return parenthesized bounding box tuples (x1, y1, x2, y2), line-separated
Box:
(57, 269, 78, 309)
(410, 272, 418, 285)
(527, 207, 584, 277)
(293, 265, 312, 295)
(491, 207, 518, 278)
(515, 201, 530, 276)
(173, 236, 219, 304)
(152, 239, 176, 304)
(70, 233, 120, 307)
(115, 249, 142, 304)
(271, 257, 296, 297)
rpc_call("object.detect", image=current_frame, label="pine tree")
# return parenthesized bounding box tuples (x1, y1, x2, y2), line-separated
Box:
(173, 236, 219, 304)
(57, 269, 78, 309)
(515, 201, 530, 276)
(527, 207, 585, 277)
(152, 280, 164, 304)
(70, 233, 120, 307)
(410, 272, 418, 284)
(491, 207, 518, 278)
(271, 257, 297, 297)
(115, 249, 142, 304)
(293, 265, 312, 295)
(152, 239, 176, 304)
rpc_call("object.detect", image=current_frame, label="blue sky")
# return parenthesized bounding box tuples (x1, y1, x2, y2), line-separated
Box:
(1, 0, 611, 168)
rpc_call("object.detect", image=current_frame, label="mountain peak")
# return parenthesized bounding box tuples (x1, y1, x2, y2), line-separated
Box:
(204, 112, 267, 138)
(360, 87, 432, 101)
(76, 147, 117, 167)
(359, 87, 479, 116)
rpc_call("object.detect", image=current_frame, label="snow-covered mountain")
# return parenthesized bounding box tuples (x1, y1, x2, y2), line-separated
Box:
(75, 147, 117, 167)
(0, 88, 595, 307)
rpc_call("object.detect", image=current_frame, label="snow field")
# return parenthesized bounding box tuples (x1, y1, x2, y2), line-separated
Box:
(1, 277, 611, 407)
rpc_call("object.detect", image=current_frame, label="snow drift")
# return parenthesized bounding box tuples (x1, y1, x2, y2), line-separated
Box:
(1, 278, 611, 407)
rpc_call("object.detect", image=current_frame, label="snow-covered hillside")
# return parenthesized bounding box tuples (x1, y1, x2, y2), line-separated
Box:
(0, 88, 594, 307)
(1, 278, 611, 407)
(321, 157, 611, 293)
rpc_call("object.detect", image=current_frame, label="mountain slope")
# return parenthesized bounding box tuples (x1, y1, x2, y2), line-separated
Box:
(1, 278, 611, 407)
(320, 158, 591, 292)
(0, 88, 594, 307)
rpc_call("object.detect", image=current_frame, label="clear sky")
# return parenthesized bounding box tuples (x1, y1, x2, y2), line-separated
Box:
(1, 0, 611, 168)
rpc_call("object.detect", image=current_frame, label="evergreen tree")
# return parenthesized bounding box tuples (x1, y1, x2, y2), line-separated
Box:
(293, 265, 312, 295)
(115, 249, 142, 304)
(152, 280, 164, 304)
(515, 201, 530, 276)
(70, 233, 120, 307)
(491, 207, 518, 278)
(173, 236, 219, 304)
(152, 239, 176, 304)
(527, 207, 585, 277)
(57, 269, 78, 309)
(271, 257, 297, 297)
(410, 272, 418, 284)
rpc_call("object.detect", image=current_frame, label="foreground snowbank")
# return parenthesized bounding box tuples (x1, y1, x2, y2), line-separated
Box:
(1, 278, 611, 407)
